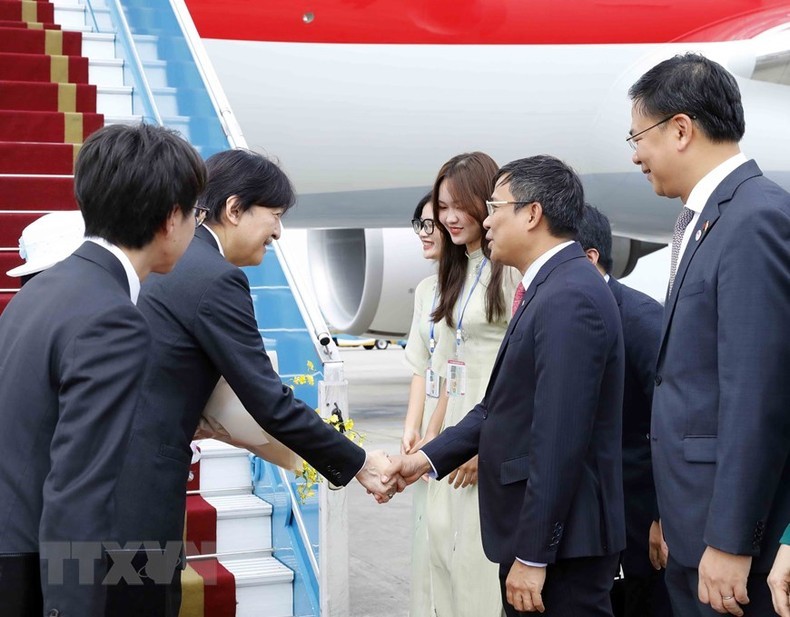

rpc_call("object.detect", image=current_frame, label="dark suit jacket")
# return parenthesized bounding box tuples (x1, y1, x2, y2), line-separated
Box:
(651, 160, 790, 573)
(115, 226, 366, 547)
(0, 242, 150, 615)
(422, 242, 626, 565)
(607, 277, 662, 578)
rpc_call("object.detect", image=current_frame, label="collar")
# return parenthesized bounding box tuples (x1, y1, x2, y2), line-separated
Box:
(684, 152, 748, 214)
(521, 240, 575, 291)
(84, 237, 141, 304)
(202, 224, 225, 257)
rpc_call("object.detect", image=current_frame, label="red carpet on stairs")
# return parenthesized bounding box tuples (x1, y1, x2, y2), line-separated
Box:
(0, 0, 104, 316)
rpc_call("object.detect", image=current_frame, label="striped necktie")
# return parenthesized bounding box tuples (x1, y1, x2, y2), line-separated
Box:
(668, 206, 695, 294)
(512, 282, 526, 317)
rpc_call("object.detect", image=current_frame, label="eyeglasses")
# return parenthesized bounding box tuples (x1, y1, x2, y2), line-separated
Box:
(626, 113, 696, 151)
(194, 205, 210, 227)
(485, 200, 534, 216)
(411, 218, 435, 234)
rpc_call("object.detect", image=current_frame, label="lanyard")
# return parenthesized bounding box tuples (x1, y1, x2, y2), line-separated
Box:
(428, 286, 439, 357)
(455, 258, 488, 350)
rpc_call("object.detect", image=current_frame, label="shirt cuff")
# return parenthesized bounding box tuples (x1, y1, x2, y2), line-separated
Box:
(516, 557, 547, 568)
(419, 450, 438, 479)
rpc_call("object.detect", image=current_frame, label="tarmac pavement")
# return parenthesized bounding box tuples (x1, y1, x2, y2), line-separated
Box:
(343, 347, 413, 617)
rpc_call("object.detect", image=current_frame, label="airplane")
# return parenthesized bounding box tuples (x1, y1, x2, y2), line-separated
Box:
(181, 0, 790, 335)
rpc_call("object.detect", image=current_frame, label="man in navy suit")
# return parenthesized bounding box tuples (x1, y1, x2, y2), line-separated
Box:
(628, 53, 790, 616)
(387, 155, 626, 616)
(110, 149, 396, 616)
(0, 124, 205, 616)
(577, 204, 672, 617)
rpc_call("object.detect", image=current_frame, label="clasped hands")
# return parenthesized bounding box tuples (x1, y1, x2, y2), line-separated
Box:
(355, 450, 433, 503)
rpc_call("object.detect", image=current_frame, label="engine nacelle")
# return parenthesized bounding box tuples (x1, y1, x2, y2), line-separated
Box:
(306, 228, 666, 337)
(307, 228, 435, 336)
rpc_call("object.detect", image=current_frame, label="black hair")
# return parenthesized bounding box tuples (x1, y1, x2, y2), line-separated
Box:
(576, 204, 613, 274)
(412, 191, 432, 221)
(493, 155, 584, 239)
(628, 52, 745, 142)
(75, 123, 206, 248)
(200, 149, 296, 223)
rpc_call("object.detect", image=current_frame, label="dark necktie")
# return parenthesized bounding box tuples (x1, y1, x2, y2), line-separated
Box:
(512, 282, 526, 317)
(668, 206, 695, 294)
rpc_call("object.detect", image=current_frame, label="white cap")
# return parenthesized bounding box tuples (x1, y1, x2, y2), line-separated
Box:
(6, 211, 86, 277)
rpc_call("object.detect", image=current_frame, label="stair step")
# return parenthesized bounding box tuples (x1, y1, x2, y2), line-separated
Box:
(221, 557, 294, 617)
(81, 32, 115, 59)
(54, 3, 112, 31)
(0, 175, 76, 210)
(193, 439, 253, 492)
(96, 85, 132, 116)
(203, 493, 273, 554)
(88, 57, 124, 87)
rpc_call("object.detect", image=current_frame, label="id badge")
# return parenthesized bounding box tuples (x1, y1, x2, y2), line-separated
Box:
(446, 359, 467, 397)
(425, 367, 440, 398)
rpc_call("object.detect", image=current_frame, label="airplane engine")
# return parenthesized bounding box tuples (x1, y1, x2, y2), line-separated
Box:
(306, 228, 435, 337)
(306, 228, 666, 337)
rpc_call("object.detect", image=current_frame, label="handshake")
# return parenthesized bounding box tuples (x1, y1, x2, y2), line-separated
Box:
(354, 450, 433, 503)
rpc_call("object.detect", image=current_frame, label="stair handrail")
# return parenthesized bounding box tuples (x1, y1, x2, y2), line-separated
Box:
(166, 0, 339, 364)
(86, 0, 163, 125)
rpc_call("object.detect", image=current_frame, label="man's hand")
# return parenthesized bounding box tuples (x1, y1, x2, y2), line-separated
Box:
(506, 560, 546, 613)
(355, 450, 398, 503)
(768, 544, 790, 617)
(649, 519, 669, 570)
(401, 427, 421, 455)
(448, 455, 478, 489)
(382, 453, 432, 492)
(698, 546, 751, 616)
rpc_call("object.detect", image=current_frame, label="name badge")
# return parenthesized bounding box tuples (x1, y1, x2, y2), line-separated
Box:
(446, 359, 467, 397)
(425, 367, 440, 398)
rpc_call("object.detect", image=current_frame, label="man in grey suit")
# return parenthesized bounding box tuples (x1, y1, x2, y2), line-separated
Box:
(577, 204, 672, 617)
(628, 53, 790, 616)
(0, 124, 206, 616)
(110, 149, 395, 616)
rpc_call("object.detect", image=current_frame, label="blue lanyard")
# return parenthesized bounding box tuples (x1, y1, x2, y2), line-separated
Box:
(428, 286, 439, 356)
(455, 258, 488, 349)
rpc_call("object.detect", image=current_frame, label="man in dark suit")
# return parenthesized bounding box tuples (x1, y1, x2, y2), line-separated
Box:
(110, 149, 395, 616)
(577, 204, 672, 617)
(627, 53, 790, 616)
(387, 155, 626, 616)
(0, 124, 206, 617)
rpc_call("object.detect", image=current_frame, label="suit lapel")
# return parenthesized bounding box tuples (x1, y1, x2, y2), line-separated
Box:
(489, 243, 586, 378)
(657, 160, 762, 360)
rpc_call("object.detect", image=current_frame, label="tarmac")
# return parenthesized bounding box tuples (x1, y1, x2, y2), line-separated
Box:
(343, 346, 413, 617)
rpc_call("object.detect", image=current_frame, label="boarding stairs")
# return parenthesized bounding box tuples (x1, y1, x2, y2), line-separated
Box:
(0, 1, 347, 615)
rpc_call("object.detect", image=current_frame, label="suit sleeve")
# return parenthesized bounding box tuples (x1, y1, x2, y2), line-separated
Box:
(516, 290, 615, 563)
(419, 401, 486, 478)
(194, 269, 366, 487)
(624, 296, 663, 521)
(41, 304, 150, 614)
(704, 203, 790, 556)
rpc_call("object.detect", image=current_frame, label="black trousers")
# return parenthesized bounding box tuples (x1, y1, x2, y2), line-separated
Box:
(499, 554, 620, 617)
(664, 555, 772, 617)
(0, 553, 42, 617)
(611, 567, 673, 617)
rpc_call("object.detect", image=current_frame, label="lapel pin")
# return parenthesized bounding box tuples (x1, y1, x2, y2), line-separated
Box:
(695, 229, 702, 242)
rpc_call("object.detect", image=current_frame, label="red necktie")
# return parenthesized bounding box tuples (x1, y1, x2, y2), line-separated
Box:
(512, 282, 526, 317)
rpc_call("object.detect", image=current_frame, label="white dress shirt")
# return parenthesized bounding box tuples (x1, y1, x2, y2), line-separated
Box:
(85, 237, 141, 305)
(203, 224, 226, 257)
(675, 153, 747, 268)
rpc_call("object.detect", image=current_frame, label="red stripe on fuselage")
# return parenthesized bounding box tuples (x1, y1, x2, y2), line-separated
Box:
(184, 0, 790, 44)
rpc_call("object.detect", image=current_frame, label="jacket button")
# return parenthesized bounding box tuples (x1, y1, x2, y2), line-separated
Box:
(654, 375, 662, 386)
(48, 611, 60, 617)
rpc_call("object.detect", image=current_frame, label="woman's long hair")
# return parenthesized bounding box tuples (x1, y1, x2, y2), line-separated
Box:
(430, 152, 506, 328)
